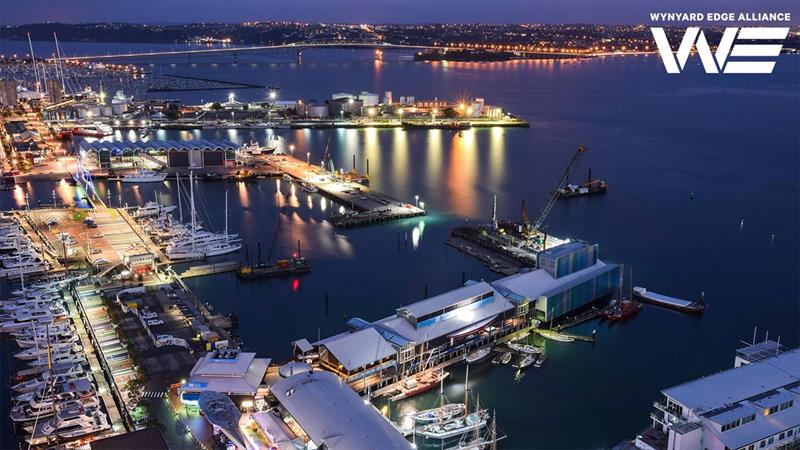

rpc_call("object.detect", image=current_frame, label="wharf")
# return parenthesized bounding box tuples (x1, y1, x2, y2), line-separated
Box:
(179, 261, 241, 278)
(265, 154, 425, 226)
(446, 236, 522, 275)
(555, 307, 603, 331)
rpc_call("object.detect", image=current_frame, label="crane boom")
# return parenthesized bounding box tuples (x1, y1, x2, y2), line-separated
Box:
(531, 144, 587, 233)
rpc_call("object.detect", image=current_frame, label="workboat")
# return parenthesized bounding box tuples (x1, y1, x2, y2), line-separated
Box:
(301, 182, 319, 193)
(507, 342, 541, 355)
(514, 353, 537, 370)
(558, 169, 608, 199)
(389, 370, 449, 401)
(420, 410, 489, 439)
(413, 403, 467, 423)
(122, 169, 168, 183)
(465, 347, 492, 364)
(133, 201, 176, 218)
(237, 256, 311, 280)
(632, 286, 706, 314)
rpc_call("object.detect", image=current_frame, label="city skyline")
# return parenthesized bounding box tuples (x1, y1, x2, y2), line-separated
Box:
(1, 0, 799, 25)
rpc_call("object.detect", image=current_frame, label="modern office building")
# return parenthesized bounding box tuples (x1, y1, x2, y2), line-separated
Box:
(492, 241, 621, 321)
(246, 370, 412, 450)
(633, 341, 800, 450)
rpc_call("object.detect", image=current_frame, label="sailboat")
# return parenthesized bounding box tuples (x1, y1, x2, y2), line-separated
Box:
(165, 173, 241, 260)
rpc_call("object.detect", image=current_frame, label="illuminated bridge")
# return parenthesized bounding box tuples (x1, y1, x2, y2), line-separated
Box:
(57, 41, 589, 62)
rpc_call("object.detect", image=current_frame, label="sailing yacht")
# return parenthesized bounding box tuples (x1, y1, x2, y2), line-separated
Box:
(165, 173, 241, 260)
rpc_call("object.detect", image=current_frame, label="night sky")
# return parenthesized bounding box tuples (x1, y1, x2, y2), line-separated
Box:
(0, 0, 798, 25)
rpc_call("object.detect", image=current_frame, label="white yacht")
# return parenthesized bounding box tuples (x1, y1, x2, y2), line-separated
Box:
(27, 408, 109, 445)
(12, 322, 75, 339)
(133, 201, 177, 218)
(57, 412, 111, 440)
(12, 365, 86, 394)
(11, 395, 99, 423)
(16, 331, 79, 348)
(122, 169, 168, 183)
(27, 352, 87, 368)
(15, 378, 95, 412)
(15, 342, 83, 360)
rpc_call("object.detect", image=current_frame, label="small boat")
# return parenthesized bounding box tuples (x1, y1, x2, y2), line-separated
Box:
(491, 353, 504, 365)
(633, 286, 706, 314)
(507, 342, 541, 354)
(301, 182, 318, 193)
(412, 403, 466, 423)
(122, 169, 167, 183)
(536, 329, 575, 343)
(601, 299, 642, 322)
(500, 353, 512, 365)
(389, 370, 449, 401)
(465, 347, 492, 365)
(514, 354, 536, 370)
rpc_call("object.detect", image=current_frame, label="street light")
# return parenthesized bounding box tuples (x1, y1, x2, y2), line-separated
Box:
(228, 92, 235, 103)
(414, 195, 419, 208)
(289, 144, 295, 154)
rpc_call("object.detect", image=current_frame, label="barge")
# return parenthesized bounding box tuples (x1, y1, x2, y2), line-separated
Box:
(632, 287, 706, 314)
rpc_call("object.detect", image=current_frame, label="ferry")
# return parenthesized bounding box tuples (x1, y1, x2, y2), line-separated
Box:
(633, 286, 706, 314)
(122, 169, 168, 183)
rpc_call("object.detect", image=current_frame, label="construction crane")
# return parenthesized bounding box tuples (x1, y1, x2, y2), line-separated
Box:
(530, 144, 587, 234)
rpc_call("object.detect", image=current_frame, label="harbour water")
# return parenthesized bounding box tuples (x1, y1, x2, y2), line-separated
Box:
(1, 39, 799, 448)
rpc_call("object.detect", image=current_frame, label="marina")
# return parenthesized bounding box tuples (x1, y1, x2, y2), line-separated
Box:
(0, 26, 796, 450)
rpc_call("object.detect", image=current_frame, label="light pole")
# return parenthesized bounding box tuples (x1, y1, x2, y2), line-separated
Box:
(52, 190, 56, 208)
(414, 195, 419, 208)
(307, 152, 310, 165)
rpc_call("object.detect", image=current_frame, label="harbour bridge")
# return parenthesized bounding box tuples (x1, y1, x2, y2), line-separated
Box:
(57, 41, 587, 63)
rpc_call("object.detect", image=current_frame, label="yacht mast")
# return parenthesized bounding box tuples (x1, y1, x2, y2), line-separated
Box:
(27, 33, 41, 93)
(53, 33, 66, 95)
(176, 173, 182, 222)
(190, 171, 196, 252)
(224, 190, 229, 244)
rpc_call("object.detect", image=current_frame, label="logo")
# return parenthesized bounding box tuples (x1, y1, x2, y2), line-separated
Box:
(651, 27, 789, 74)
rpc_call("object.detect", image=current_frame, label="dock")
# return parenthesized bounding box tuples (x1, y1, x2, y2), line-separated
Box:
(179, 261, 241, 278)
(265, 153, 425, 227)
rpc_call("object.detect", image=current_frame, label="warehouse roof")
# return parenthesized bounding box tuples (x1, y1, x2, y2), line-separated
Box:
(272, 371, 411, 450)
(319, 327, 397, 371)
(491, 260, 616, 300)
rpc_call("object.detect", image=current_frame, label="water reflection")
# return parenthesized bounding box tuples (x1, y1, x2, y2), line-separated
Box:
(446, 128, 478, 218)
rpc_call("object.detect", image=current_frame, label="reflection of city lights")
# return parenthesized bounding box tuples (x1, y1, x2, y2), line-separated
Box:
(412, 226, 420, 249)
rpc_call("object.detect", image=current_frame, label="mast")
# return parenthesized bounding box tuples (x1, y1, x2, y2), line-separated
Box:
(190, 171, 196, 252)
(176, 173, 182, 222)
(464, 364, 469, 414)
(224, 190, 229, 243)
(490, 410, 497, 450)
(53, 33, 66, 95)
(27, 33, 41, 93)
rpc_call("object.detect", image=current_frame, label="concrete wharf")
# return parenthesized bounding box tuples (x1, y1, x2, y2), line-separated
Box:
(265, 153, 425, 226)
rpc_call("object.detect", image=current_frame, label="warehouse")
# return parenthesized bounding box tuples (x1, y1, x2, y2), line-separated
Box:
(78, 139, 238, 169)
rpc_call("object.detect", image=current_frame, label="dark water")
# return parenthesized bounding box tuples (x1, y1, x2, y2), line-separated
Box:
(1, 40, 799, 449)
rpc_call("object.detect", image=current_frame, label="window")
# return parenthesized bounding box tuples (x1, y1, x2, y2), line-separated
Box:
(779, 433, 785, 440)
(760, 441, 766, 448)
(742, 414, 756, 425)
(748, 445, 754, 450)
(767, 437, 774, 445)
(788, 429, 794, 436)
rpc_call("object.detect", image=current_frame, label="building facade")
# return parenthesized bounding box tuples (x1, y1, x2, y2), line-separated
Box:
(0, 79, 18, 106)
(634, 341, 800, 450)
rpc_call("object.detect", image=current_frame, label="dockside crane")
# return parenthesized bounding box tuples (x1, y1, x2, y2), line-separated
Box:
(530, 144, 587, 233)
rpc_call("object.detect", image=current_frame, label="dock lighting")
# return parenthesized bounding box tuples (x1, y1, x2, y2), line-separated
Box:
(228, 92, 235, 103)
(397, 108, 404, 117)
(414, 195, 419, 207)
(128, 119, 135, 126)
(289, 144, 295, 153)
(268, 90, 277, 100)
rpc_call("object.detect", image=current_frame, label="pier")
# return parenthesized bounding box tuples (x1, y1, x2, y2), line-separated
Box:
(265, 153, 426, 227)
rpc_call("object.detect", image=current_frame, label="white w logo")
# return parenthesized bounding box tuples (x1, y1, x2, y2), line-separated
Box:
(651, 27, 789, 74)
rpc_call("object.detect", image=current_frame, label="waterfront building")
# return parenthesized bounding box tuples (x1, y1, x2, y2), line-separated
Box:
(298, 280, 524, 390)
(633, 341, 800, 450)
(121, 245, 155, 273)
(491, 241, 621, 321)
(328, 97, 364, 117)
(358, 91, 380, 106)
(0, 79, 18, 106)
(78, 139, 238, 169)
(246, 370, 412, 450)
(180, 348, 271, 408)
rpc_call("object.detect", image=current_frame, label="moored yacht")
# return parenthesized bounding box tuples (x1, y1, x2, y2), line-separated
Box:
(122, 169, 168, 183)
